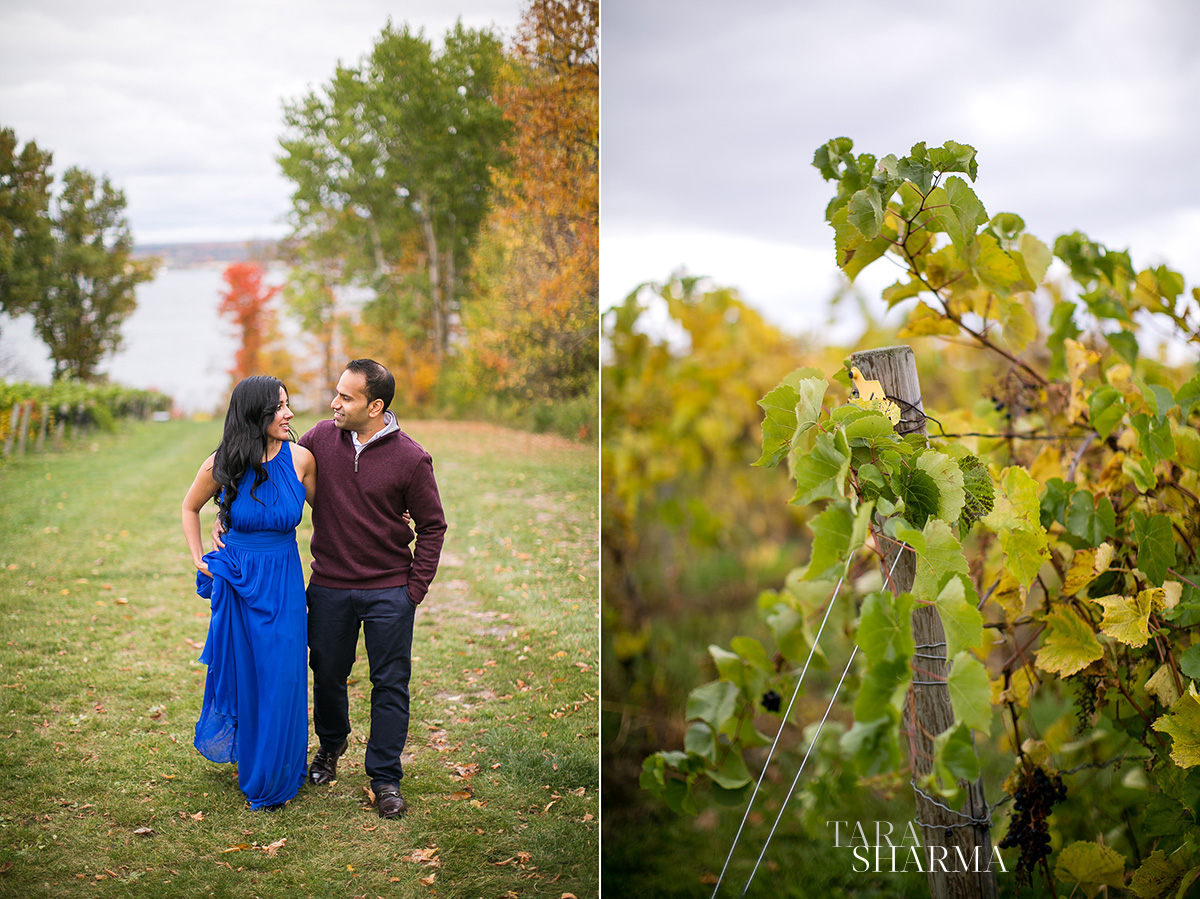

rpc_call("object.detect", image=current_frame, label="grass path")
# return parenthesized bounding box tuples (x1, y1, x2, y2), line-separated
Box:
(0, 418, 598, 898)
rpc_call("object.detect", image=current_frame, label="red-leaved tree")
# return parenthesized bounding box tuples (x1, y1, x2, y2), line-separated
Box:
(218, 262, 282, 382)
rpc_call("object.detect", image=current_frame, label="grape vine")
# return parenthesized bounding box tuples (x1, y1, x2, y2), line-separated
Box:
(642, 138, 1200, 897)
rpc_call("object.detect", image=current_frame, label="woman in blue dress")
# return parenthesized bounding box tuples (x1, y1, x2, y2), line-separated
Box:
(181, 375, 317, 810)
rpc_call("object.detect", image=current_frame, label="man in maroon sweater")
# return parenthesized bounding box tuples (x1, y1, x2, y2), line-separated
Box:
(299, 358, 447, 819)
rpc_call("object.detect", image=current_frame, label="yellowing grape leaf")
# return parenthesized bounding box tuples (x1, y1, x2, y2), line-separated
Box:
(1145, 664, 1181, 709)
(1063, 544, 1113, 596)
(1092, 591, 1155, 647)
(1153, 683, 1200, 768)
(1053, 841, 1126, 894)
(1036, 607, 1103, 676)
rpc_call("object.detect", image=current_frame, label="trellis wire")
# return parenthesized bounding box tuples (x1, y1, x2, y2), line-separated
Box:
(708, 572, 847, 899)
(710, 549, 906, 897)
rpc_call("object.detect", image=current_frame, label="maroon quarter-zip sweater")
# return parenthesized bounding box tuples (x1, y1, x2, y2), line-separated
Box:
(299, 419, 447, 603)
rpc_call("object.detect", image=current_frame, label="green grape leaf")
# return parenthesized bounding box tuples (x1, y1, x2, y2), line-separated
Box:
(729, 636, 773, 674)
(848, 186, 884, 239)
(1133, 513, 1176, 586)
(1180, 643, 1200, 681)
(946, 652, 993, 733)
(989, 212, 1025, 241)
(883, 515, 927, 556)
(790, 429, 851, 507)
(1016, 233, 1053, 285)
(709, 645, 748, 687)
(858, 591, 915, 665)
(928, 140, 979, 179)
(1105, 330, 1139, 367)
(1036, 606, 1104, 676)
(854, 657, 910, 724)
(957, 454, 994, 533)
(1040, 477, 1078, 530)
(928, 175, 987, 256)
(684, 723, 716, 762)
(1089, 385, 1127, 440)
(1122, 454, 1157, 493)
(762, 600, 825, 669)
(912, 520, 971, 605)
(1054, 841, 1126, 892)
(1153, 684, 1200, 768)
(915, 449, 966, 525)
(1176, 374, 1200, 422)
(933, 721, 981, 787)
(755, 370, 827, 468)
(831, 204, 893, 281)
(1065, 491, 1117, 546)
(1131, 412, 1175, 467)
(840, 715, 902, 777)
(686, 680, 741, 728)
(899, 467, 941, 529)
(842, 410, 900, 448)
(710, 748, 752, 790)
(935, 574, 987, 659)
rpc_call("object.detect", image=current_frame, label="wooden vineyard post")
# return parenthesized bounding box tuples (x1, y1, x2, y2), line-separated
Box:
(850, 346, 998, 899)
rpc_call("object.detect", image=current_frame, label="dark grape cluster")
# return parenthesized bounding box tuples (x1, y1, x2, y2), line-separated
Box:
(761, 690, 782, 713)
(999, 766, 1068, 888)
(1072, 674, 1103, 735)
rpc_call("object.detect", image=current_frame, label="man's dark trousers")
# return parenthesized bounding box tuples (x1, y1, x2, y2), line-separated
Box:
(307, 583, 415, 788)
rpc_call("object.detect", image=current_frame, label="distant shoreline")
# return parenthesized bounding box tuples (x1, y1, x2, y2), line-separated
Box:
(131, 239, 280, 271)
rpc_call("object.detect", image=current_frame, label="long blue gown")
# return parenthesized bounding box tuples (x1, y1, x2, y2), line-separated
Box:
(194, 441, 308, 809)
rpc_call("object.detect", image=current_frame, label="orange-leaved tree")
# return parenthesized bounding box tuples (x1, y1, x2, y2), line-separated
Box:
(462, 0, 598, 407)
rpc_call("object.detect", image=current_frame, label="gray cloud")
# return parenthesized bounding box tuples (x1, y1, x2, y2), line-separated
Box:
(0, 0, 521, 243)
(602, 0, 1200, 266)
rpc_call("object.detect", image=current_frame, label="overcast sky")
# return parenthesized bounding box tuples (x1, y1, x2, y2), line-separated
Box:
(0, 0, 521, 245)
(601, 0, 1200, 341)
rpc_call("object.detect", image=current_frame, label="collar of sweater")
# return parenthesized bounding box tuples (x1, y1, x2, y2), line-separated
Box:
(351, 411, 400, 455)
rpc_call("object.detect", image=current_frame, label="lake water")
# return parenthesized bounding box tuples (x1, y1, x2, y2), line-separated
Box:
(0, 266, 282, 414)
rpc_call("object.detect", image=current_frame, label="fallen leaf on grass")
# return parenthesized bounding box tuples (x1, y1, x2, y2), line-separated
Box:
(561, 894, 578, 899)
(449, 762, 479, 779)
(185, 638, 203, 650)
(263, 838, 286, 857)
(699, 873, 719, 885)
(0, 862, 13, 873)
(447, 789, 472, 801)
(189, 811, 204, 821)
(419, 873, 437, 886)
(402, 846, 441, 867)
(132, 827, 153, 836)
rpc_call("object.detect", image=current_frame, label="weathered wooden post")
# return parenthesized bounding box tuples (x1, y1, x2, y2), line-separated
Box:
(4, 402, 18, 457)
(850, 346, 998, 899)
(36, 402, 49, 453)
(16, 400, 32, 456)
(55, 404, 69, 451)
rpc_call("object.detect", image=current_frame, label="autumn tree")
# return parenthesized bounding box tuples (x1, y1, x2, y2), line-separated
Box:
(0, 127, 54, 334)
(218, 262, 285, 383)
(278, 20, 509, 404)
(461, 0, 599, 405)
(25, 167, 154, 381)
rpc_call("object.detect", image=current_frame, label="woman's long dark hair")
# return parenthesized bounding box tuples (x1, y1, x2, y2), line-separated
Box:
(212, 375, 293, 530)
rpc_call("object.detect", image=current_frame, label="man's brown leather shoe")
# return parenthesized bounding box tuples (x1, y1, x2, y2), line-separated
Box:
(308, 739, 347, 785)
(375, 785, 407, 819)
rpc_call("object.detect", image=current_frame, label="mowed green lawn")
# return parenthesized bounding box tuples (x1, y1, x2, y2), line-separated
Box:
(0, 417, 598, 899)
